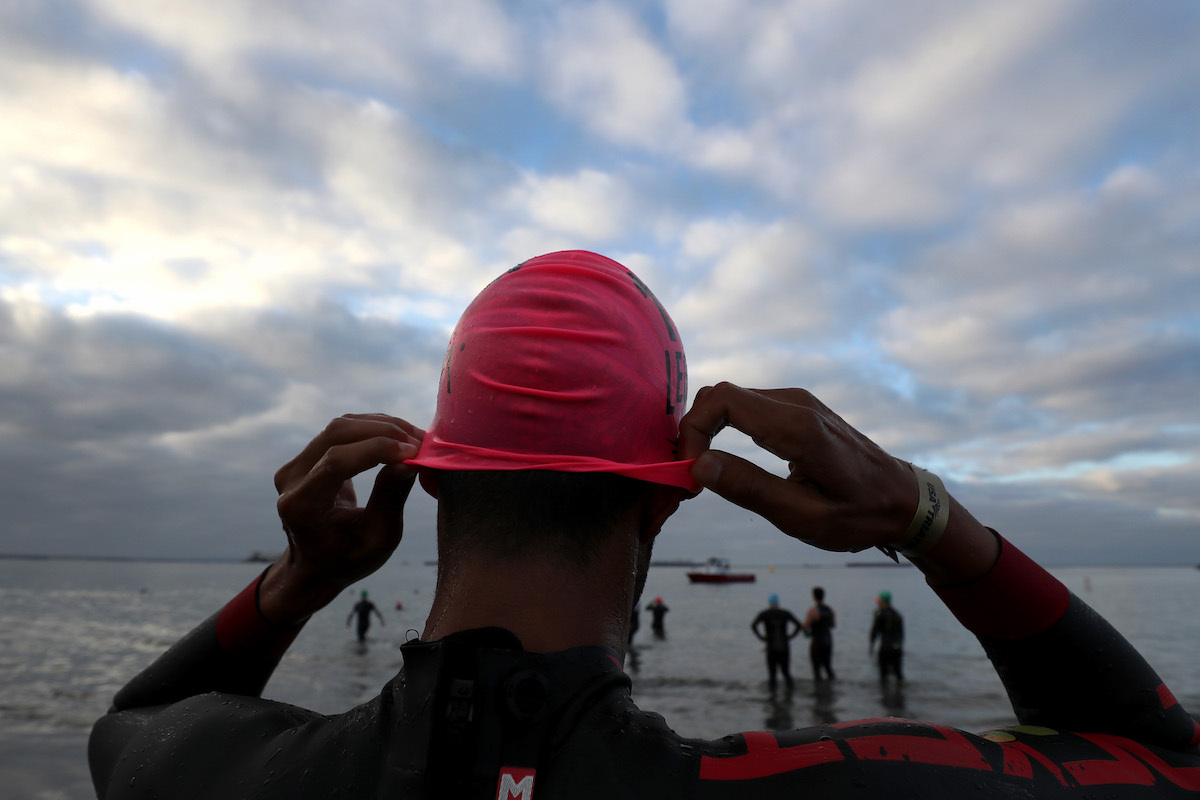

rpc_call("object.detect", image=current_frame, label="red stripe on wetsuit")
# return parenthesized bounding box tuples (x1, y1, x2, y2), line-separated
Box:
(214, 569, 305, 660)
(932, 531, 1070, 640)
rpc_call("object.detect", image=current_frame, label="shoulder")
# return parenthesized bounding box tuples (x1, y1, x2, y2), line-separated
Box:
(537, 687, 699, 797)
(102, 692, 387, 798)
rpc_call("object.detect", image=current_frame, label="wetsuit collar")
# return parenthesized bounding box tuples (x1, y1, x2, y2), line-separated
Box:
(394, 627, 629, 797)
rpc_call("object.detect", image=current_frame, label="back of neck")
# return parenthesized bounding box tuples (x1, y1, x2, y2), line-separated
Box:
(421, 548, 636, 657)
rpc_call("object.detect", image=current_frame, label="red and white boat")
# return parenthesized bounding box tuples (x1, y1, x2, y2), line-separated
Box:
(687, 557, 756, 583)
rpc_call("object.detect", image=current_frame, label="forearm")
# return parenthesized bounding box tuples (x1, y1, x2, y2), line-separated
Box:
(924, 528, 1199, 750)
(110, 568, 306, 712)
(92, 568, 310, 792)
(982, 592, 1199, 749)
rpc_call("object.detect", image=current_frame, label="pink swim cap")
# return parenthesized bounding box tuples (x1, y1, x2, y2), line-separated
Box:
(407, 250, 698, 491)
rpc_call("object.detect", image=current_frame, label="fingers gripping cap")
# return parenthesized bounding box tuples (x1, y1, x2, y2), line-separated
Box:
(407, 251, 699, 491)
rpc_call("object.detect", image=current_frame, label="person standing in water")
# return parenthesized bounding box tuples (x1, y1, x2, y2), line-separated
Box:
(647, 596, 669, 637)
(347, 589, 385, 643)
(804, 586, 836, 680)
(869, 590, 904, 684)
(751, 594, 803, 691)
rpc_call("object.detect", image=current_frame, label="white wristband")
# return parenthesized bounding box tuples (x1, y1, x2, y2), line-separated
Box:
(898, 464, 948, 556)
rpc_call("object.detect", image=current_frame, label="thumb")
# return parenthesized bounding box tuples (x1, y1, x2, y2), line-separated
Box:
(363, 463, 418, 527)
(692, 451, 799, 530)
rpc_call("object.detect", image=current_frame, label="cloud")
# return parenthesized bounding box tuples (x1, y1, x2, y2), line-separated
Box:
(75, 0, 525, 95)
(506, 168, 635, 241)
(540, 3, 691, 150)
(0, 297, 279, 443)
(2, 0, 1198, 567)
(672, 217, 834, 355)
(0, 291, 445, 558)
(0, 66, 520, 322)
(660, 0, 1200, 228)
(881, 161, 1200, 415)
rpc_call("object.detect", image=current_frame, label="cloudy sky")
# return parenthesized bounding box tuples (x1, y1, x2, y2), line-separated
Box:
(2, 0, 1198, 567)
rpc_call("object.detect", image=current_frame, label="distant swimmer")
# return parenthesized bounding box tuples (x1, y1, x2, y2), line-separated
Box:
(347, 590, 385, 643)
(803, 586, 836, 680)
(751, 594, 803, 692)
(647, 596, 669, 636)
(628, 601, 640, 645)
(869, 590, 904, 684)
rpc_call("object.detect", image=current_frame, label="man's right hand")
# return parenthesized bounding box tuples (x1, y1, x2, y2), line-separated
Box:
(259, 414, 423, 625)
(678, 383, 916, 554)
(679, 383, 999, 585)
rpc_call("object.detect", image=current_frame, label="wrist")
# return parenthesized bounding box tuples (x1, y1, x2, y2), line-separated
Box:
(906, 496, 1000, 586)
(876, 462, 949, 558)
(215, 569, 307, 657)
(257, 550, 344, 627)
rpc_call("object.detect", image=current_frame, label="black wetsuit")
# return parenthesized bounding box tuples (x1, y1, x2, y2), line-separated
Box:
(808, 602, 835, 680)
(90, 535, 1200, 799)
(648, 601, 669, 635)
(871, 604, 904, 682)
(751, 607, 803, 690)
(352, 599, 379, 642)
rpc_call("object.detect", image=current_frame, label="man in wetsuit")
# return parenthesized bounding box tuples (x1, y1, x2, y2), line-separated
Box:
(346, 589, 385, 642)
(90, 251, 1200, 799)
(804, 586, 836, 680)
(751, 594, 803, 691)
(647, 596, 669, 637)
(870, 590, 904, 684)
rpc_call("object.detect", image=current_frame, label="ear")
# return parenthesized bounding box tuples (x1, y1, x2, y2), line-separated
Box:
(418, 470, 439, 499)
(638, 485, 685, 545)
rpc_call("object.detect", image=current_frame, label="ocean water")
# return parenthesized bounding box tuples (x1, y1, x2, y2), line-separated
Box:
(2, 557, 1198, 800)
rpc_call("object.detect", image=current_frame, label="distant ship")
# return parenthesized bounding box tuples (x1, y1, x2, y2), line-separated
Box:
(687, 557, 756, 583)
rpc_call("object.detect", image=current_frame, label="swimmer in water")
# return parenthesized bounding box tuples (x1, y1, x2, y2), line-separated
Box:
(870, 590, 904, 684)
(646, 596, 669, 637)
(803, 586, 836, 680)
(346, 589, 385, 642)
(752, 593, 803, 692)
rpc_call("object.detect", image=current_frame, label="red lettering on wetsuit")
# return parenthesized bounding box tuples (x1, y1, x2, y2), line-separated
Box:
(1003, 741, 1069, 785)
(699, 731, 844, 780)
(1065, 734, 1200, 790)
(844, 722, 990, 770)
(700, 722, 1200, 791)
(1156, 683, 1200, 746)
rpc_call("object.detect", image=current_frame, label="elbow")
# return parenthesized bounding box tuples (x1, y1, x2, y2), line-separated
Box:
(88, 713, 122, 798)
(88, 706, 157, 798)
